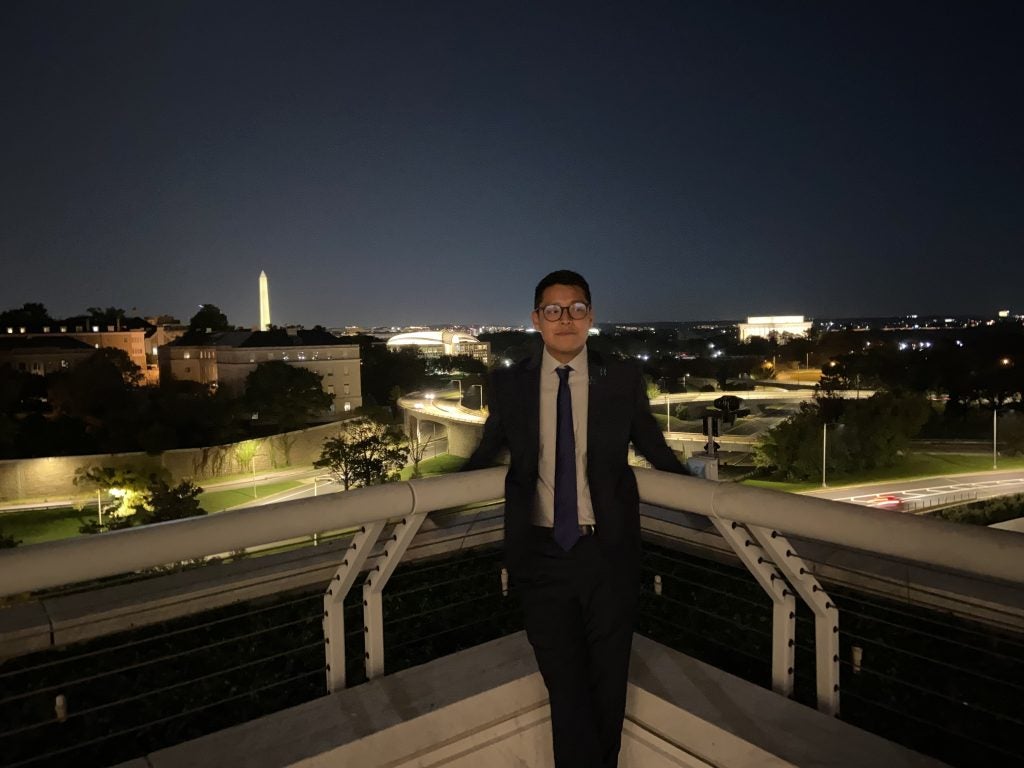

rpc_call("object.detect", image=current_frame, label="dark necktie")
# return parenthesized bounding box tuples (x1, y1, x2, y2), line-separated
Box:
(553, 366, 580, 551)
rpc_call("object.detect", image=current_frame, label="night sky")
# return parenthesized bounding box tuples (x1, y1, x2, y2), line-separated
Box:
(3, 1, 1022, 328)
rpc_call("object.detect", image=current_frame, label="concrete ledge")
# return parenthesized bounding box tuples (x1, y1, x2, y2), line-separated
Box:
(628, 634, 947, 768)
(136, 632, 549, 768)
(114, 633, 947, 768)
(0, 600, 51, 659)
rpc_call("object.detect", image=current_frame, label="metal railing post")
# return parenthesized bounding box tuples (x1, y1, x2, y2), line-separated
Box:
(323, 521, 386, 693)
(712, 519, 796, 697)
(750, 526, 840, 716)
(363, 512, 429, 680)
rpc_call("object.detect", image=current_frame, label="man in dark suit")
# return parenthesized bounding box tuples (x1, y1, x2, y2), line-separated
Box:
(461, 270, 689, 768)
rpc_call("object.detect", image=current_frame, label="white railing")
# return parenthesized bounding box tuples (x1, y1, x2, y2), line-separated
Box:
(2, 468, 1022, 716)
(0, 468, 507, 597)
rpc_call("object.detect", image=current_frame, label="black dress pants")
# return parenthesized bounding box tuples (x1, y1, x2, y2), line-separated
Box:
(516, 529, 639, 768)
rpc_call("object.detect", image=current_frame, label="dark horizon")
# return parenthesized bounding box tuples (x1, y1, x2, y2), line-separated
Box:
(4, 1, 1023, 327)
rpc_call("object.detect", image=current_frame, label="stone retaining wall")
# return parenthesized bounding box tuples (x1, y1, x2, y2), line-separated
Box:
(0, 421, 351, 504)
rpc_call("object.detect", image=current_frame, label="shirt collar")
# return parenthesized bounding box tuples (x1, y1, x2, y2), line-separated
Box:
(541, 345, 589, 377)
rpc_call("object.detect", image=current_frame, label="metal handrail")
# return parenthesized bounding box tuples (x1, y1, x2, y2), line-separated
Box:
(0, 468, 507, 597)
(1, 466, 1022, 600)
(635, 469, 1024, 584)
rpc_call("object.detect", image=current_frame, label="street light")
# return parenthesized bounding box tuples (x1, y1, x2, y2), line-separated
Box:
(821, 423, 839, 488)
(994, 358, 1012, 469)
(469, 383, 484, 409)
(993, 406, 999, 470)
(665, 394, 672, 432)
(450, 379, 463, 396)
(822, 423, 828, 488)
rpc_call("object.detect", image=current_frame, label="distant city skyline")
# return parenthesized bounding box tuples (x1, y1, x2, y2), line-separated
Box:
(0, 289, 1018, 332)
(3, 2, 1022, 327)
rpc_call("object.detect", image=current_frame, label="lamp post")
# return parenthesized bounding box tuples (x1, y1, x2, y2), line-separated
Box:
(993, 358, 1012, 470)
(821, 422, 844, 488)
(470, 384, 484, 410)
(665, 394, 672, 432)
(993, 406, 998, 470)
(450, 379, 463, 396)
(822, 423, 829, 488)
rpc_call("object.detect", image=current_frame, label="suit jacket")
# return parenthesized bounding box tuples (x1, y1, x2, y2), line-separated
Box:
(461, 349, 687, 574)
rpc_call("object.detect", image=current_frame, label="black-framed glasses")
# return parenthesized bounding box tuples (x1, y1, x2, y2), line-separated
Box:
(537, 301, 590, 322)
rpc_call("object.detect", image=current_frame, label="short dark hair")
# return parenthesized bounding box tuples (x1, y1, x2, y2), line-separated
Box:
(533, 270, 591, 309)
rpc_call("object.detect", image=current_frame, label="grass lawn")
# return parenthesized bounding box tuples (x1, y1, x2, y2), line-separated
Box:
(0, 506, 96, 546)
(0, 479, 306, 546)
(400, 453, 466, 480)
(744, 452, 1024, 494)
(198, 480, 303, 513)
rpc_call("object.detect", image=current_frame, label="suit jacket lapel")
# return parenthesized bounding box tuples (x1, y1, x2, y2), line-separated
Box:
(586, 349, 606, 460)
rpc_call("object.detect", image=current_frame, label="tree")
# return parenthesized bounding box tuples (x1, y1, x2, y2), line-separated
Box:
(0, 529, 20, 548)
(0, 302, 53, 328)
(754, 402, 824, 480)
(644, 374, 661, 400)
(407, 424, 441, 479)
(314, 420, 409, 490)
(354, 342, 427, 407)
(48, 348, 142, 419)
(146, 379, 243, 450)
(86, 306, 130, 328)
(428, 355, 486, 376)
(755, 393, 931, 481)
(189, 304, 230, 332)
(996, 410, 1024, 456)
(77, 474, 205, 533)
(244, 361, 332, 430)
(46, 349, 143, 452)
(97, 346, 144, 386)
(73, 465, 154, 520)
(233, 439, 261, 497)
(143, 479, 206, 523)
(314, 432, 360, 490)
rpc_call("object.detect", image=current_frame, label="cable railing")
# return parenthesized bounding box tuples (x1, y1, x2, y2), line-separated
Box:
(0, 541, 518, 767)
(1, 467, 1022, 768)
(638, 508, 1024, 768)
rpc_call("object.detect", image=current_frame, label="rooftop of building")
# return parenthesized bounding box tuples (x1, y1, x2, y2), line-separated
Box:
(0, 335, 95, 352)
(168, 328, 361, 349)
(0, 468, 1020, 767)
(386, 329, 482, 346)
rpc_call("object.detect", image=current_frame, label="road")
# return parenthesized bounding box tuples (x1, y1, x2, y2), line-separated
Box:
(398, 386, 850, 427)
(804, 469, 1024, 513)
(231, 435, 451, 510)
(398, 392, 488, 424)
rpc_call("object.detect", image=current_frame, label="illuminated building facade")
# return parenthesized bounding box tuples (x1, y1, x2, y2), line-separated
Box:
(738, 315, 813, 342)
(386, 329, 490, 364)
(160, 328, 362, 413)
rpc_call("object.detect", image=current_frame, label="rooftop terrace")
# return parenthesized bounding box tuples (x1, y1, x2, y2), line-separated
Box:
(1, 469, 1021, 767)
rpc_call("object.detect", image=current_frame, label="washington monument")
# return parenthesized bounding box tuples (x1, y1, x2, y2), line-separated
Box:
(259, 270, 271, 331)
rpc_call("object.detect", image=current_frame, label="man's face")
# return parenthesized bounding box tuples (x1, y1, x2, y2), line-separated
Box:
(531, 283, 593, 363)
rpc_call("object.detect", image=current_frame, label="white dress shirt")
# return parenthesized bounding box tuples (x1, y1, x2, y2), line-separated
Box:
(533, 346, 596, 527)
